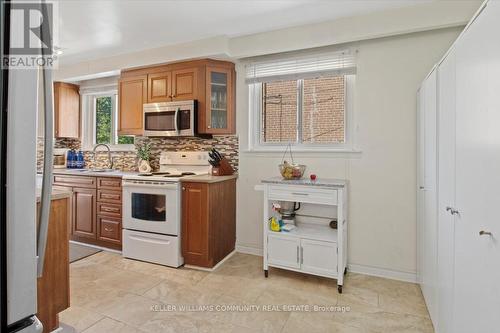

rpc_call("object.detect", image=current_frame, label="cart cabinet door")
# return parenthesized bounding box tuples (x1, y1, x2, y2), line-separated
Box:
(301, 239, 337, 276)
(267, 234, 300, 269)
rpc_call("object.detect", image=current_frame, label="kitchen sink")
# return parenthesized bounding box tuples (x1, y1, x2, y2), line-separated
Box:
(64, 168, 115, 173)
(89, 169, 115, 173)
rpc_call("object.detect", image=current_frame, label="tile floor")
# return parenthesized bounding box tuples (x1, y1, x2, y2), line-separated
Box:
(60, 251, 434, 333)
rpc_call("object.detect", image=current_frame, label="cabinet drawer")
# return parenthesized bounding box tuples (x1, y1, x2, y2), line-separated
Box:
(97, 190, 122, 204)
(268, 185, 337, 205)
(97, 216, 121, 244)
(97, 202, 122, 218)
(97, 177, 122, 190)
(54, 175, 96, 188)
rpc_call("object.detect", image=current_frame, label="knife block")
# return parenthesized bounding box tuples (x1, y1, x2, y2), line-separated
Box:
(212, 158, 234, 176)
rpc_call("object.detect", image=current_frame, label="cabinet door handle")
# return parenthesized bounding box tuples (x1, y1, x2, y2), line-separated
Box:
(296, 246, 299, 263)
(479, 230, 493, 236)
(292, 193, 309, 196)
(300, 246, 303, 264)
(446, 206, 459, 215)
(104, 227, 113, 232)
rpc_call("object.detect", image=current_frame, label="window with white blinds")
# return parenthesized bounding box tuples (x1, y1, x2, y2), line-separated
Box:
(246, 49, 357, 152)
(245, 50, 357, 84)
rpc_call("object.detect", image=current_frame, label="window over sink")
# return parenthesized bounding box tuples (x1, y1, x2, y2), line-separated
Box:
(82, 89, 135, 151)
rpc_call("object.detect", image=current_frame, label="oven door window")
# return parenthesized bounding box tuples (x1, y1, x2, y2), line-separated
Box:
(145, 111, 176, 131)
(131, 193, 166, 222)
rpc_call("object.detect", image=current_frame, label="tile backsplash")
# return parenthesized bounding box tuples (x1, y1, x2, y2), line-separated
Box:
(37, 135, 239, 172)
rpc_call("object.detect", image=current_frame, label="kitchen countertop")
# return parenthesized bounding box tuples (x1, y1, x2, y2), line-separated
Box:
(36, 187, 72, 203)
(50, 169, 237, 183)
(181, 174, 238, 183)
(261, 176, 347, 188)
(52, 169, 139, 178)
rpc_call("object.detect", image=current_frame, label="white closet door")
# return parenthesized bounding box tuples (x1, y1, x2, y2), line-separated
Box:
(454, 2, 500, 332)
(420, 70, 439, 324)
(416, 88, 425, 285)
(436, 48, 456, 333)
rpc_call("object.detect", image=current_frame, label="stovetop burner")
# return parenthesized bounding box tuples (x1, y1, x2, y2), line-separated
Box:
(163, 172, 197, 178)
(137, 171, 197, 178)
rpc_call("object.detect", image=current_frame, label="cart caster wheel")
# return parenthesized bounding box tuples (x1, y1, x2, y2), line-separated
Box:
(264, 270, 268, 278)
(344, 267, 347, 275)
(338, 285, 343, 294)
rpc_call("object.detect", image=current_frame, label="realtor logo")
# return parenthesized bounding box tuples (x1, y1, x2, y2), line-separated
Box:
(3, 1, 58, 68)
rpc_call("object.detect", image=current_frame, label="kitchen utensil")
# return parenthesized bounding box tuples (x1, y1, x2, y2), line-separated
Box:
(277, 201, 300, 224)
(212, 148, 223, 161)
(209, 149, 234, 176)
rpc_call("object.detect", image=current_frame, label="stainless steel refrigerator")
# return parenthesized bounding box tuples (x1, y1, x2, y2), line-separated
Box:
(1, 0, 54, 331)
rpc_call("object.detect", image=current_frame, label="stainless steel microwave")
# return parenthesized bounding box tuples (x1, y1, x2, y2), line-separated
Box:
(143, 100, 196, 137)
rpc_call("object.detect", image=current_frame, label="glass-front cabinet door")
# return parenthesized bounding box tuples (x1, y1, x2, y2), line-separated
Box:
(205, 66, 234, 134)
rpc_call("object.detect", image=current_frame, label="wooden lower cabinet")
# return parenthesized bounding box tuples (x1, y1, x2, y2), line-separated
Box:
(72, 187, 97, 239)
(54, 175, 123, 250)
(181, 179, 236, 268)
(97, 216, 122, 245)
(37, 196, 70, 333)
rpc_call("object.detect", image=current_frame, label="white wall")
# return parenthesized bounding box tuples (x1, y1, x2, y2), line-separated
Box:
(53, 1, 476, 281)
(54, 1, 480, 81)
(235, 27, 462, 281)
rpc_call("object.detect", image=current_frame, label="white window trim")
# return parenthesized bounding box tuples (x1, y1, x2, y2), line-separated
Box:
(247, 75, 360, 153)
(81, 90, 135, 152)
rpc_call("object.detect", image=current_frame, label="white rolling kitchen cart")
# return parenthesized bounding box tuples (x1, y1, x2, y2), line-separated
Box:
(259, 177, 348, 293)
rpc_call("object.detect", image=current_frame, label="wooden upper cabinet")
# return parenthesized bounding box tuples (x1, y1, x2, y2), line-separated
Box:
(119, 59, 235, 136)
(54, 82, 80, 138)
(147, 71, 172, 103)
(172, 68, 197, 101)
(118, 75, 147, 135)
(204, 66, 235, 134)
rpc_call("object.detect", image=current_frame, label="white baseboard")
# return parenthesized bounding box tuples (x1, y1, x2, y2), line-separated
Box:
(347, 263, 417, 283)
(70, 240, 122, 254)
(235, 244, 416, 283)
(235, 244, 417, 283)
(235, 244, 263, 256)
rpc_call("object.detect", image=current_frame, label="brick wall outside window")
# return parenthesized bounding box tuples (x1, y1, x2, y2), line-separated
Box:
(262, 76, 345, 144)
(262, 80, 298, 143)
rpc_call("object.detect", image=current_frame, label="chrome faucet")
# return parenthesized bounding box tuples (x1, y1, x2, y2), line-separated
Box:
(92, 144, 113, 170)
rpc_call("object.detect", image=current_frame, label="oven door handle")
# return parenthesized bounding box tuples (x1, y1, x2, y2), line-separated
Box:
(122, 181, 179, 190)
(174, 107, 180, 134)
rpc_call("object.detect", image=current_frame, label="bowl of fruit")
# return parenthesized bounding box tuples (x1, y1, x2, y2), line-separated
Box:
(279, 161, 306, 180)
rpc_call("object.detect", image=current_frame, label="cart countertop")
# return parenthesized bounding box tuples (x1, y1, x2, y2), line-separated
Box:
(261, 177, 347, 188)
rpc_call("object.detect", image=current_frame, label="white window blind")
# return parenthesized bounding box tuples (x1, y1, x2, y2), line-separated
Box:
(245, 49, 357, 84)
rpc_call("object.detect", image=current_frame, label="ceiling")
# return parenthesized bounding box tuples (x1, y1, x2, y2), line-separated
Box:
(57, 0, 430, 65)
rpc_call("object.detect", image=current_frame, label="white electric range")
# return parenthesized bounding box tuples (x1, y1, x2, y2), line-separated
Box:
(122, 151, 211, 267)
